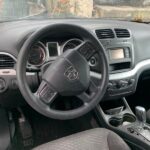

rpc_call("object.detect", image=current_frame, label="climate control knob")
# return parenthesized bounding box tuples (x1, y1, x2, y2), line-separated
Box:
(129, 79, 135, 85)
(117, 80, 128, 89)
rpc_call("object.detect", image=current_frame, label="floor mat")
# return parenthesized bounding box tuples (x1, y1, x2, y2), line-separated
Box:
(22, 107, 99, 148)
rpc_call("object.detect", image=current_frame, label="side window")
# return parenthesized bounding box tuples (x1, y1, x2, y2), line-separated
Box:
(1, 0, 29, 18)
(0, 0, 47, 18)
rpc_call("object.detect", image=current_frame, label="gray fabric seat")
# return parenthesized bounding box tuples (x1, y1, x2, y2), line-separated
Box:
(33, 128, 130, 150)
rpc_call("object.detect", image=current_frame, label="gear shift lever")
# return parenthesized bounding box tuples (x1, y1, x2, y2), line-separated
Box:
(127, 106, 150, 141)
(135, 106, 146, 127)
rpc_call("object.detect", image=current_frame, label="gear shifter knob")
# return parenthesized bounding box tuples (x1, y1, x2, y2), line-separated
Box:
(135, 106, 146, 125)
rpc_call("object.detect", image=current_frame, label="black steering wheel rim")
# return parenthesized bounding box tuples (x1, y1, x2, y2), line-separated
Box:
(17, 24, 109, 120)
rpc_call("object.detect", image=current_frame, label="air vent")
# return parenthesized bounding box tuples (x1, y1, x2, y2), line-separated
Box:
(95, 29, 115, 39)
(0, 54, 16, 68)
(115, 28, 130, 38)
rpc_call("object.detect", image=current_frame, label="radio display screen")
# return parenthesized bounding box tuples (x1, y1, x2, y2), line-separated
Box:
(109, 49, 124, 60)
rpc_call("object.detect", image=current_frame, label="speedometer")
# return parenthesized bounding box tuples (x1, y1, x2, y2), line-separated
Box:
(28, 42, 46, 66)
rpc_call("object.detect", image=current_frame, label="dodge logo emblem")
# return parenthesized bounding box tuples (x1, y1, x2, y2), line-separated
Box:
(64, 66, 79, 81)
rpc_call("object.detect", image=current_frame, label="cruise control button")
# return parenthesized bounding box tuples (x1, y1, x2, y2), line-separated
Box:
(39, 84, 57, 103)
(40, 90, 57, 104)
(37, 81, 57, 104)
(78, 42, 96, 60)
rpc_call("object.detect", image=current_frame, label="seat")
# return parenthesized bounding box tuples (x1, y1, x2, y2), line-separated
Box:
(33, 128, 130, 150)
(147, 109, 150, 123)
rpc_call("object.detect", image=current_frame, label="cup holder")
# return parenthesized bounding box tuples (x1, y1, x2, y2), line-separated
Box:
(109, 114, 136, 127)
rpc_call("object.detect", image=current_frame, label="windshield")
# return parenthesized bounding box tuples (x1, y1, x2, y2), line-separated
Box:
(0, 0, 150, 22)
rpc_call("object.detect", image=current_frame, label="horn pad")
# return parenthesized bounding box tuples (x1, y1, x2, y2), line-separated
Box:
(43, 50, 90, 96)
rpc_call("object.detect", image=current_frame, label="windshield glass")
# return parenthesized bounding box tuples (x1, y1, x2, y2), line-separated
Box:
(0, 0, 150, 22)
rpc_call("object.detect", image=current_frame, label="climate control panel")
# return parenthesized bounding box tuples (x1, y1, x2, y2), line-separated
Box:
(108, 78, 135, 91)
(105, 76, 137, 99)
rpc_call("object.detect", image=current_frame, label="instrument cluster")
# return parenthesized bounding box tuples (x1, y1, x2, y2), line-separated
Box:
(27, 38, 83, 67)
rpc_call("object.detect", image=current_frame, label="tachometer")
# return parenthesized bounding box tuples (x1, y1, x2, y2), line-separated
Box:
(28, 42, 46, 66)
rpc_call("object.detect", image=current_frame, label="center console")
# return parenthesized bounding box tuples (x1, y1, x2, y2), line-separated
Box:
(105, 44, 137, 98)
(94, 28, 150, 149)
(126, 106, 150, 143)
(96, 28, 137, 100)
(95, 98, 150, 150)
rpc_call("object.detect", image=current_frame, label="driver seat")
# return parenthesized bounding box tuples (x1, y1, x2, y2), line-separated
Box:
(33, 128, 130, 150)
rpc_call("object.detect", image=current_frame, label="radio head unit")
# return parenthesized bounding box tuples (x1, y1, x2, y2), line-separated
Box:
(107, 47, 132, 73)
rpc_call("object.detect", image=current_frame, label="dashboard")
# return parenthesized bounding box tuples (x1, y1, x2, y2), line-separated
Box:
(0, 19, 150, 106)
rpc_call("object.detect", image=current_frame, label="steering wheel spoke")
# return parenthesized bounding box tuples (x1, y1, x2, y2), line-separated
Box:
(35, 80, 58, 105)
(76, 41, 96, 60)
(89, 79, 99, 93)
(77, 92, 91, 103)
(90, 71, 102, 80)
(77, 80, 98, 104)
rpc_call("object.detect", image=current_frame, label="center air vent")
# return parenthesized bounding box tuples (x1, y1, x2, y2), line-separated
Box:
(115, 28, 130, 38)
(0, 53, 16, 68)
(95, 29, 115, 39)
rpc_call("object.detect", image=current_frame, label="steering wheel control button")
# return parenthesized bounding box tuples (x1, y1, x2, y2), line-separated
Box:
(37, 82, 57, 104)
(0, 78, 6, 92)
(78, 42, 96, 60)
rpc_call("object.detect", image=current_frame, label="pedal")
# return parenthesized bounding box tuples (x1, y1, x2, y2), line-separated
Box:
(0, 109, 12, 150)
(18, 111, 34, 148)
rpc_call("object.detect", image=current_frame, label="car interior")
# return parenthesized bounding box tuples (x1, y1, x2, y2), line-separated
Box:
(1, 0, 150, 150)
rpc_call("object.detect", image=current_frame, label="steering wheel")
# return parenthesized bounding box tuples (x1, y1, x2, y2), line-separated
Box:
(17, 24, 109, 120)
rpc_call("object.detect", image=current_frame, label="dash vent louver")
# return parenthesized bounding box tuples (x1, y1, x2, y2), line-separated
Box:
(0, 53, 16, 68)
(95, 29, 115, 39)
(115, 28, 130, 38)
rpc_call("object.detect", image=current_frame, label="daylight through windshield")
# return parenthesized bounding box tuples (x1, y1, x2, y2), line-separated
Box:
(0, 0, 150, 22)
